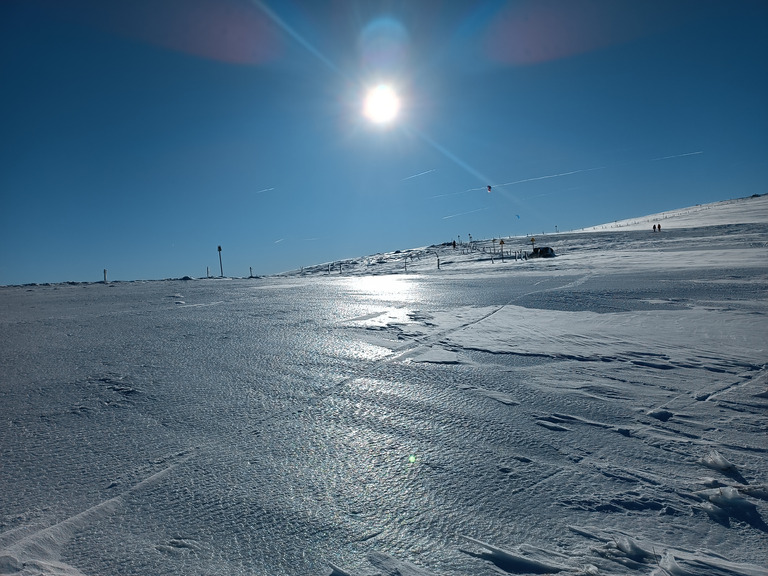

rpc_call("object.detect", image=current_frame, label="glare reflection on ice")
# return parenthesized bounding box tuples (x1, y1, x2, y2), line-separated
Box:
(331, 339, 392, 362)
(345, 275, 423, 303)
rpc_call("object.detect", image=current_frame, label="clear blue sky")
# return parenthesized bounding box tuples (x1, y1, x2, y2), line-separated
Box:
(1, 0, 766, 284)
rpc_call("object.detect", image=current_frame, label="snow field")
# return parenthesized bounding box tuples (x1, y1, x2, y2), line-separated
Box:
(0, 195, 766, 575)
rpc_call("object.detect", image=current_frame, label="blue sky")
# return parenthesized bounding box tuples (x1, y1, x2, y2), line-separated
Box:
(1, 0, 766, 284)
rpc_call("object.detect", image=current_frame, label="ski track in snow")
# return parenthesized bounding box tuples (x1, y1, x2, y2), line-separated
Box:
(1, 195, 767, 575)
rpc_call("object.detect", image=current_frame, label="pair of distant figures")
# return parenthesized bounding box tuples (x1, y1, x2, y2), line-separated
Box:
(653, 224, 662, 232)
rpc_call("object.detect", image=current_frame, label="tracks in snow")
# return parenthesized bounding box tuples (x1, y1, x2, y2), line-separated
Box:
(0, 451, 195, 574)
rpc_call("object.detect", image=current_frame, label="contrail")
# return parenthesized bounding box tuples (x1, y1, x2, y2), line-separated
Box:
(409, 128, 494, 189)
(274, 238, 284, 244)
(497, 166, 606, 187)
(402, 169, 436, 181)
(256, 187, 275, 194)
(651, 151, 703, 161)
(429, 166, 603, 199)
(442, 207, 488, 220)
(429, 189, 469, 199)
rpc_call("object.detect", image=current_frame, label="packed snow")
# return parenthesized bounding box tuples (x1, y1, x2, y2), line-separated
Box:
(1, 195, 766, 576)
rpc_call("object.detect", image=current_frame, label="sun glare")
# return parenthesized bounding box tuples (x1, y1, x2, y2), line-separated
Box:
(363, 84, 400, 124)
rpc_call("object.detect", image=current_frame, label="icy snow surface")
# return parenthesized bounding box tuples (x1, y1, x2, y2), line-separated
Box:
(1, 195, 767, 575)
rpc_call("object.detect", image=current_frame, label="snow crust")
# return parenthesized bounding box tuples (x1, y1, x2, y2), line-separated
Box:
(0, 195, 766, 575)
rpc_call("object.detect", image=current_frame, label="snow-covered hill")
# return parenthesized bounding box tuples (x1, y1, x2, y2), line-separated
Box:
(577, 194, 768, 232)
(285, 194, 768, 279)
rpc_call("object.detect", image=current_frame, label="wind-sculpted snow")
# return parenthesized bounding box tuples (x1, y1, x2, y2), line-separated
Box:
(0, 197, 766, 575)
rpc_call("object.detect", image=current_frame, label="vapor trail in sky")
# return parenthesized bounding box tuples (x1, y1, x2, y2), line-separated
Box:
(410, 128, 494, 189)
(402, 169, 436, 181)
(429, 190, 467, 199)
(497, 166, 606, 187)
(651, 151, 703, 161)
(442, 207, 488, 220)
(256, 187, 275, 194)
(429, 165, 604, 199)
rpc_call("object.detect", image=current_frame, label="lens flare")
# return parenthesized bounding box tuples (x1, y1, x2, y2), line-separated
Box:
(360, 17, 409, 72)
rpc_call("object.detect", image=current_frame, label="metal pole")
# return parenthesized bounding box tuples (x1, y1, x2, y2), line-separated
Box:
(218, 246, 223, 277)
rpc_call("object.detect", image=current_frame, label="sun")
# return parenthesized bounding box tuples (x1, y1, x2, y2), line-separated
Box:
(363, 84, 400, 124)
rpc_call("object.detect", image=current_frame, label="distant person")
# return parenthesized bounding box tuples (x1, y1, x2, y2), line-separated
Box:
(658, 223, 661, 232)
(653, 224, 657, 232)
(452, 240, 456, 249)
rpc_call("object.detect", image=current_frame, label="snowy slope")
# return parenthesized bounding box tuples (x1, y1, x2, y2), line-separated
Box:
(285, 194, 768, 279)
(576, 194, 768, 232)
(0, 195, 766, 576)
